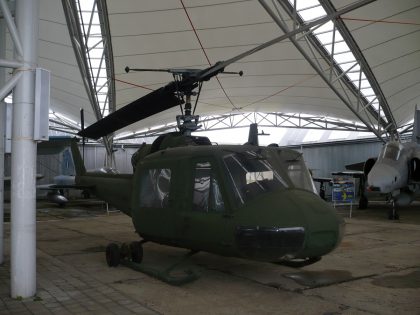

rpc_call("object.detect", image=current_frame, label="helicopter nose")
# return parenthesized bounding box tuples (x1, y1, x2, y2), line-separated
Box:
(368, 163, 399, 193)
(235, 190, 343, 261)
(294, 190, 344, 258)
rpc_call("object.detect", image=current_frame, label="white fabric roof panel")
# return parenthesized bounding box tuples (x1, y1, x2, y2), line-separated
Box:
(332, 0, 420, 126)
(108, 0, 367, 135)
(4, 0, 415, 138)
(37, 0, 96, 124)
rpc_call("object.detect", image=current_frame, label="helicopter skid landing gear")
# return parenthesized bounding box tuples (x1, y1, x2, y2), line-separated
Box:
(120, 248, 200, 286)
(105, 241, 200, 285)
(273, 256, 321, 268)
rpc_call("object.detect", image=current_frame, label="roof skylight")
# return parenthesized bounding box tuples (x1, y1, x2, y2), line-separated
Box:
(288, 0, 382, 115)
(76, 0, 110, 117)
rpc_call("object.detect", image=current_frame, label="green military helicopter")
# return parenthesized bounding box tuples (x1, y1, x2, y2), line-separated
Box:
(74, 78, 344, 283)
(70, 4, 381, 282)
(73, 119, 344, 283)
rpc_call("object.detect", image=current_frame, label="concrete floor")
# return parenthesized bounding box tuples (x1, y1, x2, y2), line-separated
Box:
(0, 200, 419, 314)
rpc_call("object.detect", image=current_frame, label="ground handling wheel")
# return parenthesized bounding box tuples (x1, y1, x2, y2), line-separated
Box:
(130, 241, 143, 263)
(120, 243, 130, 259)
(105, 243, 120, 267)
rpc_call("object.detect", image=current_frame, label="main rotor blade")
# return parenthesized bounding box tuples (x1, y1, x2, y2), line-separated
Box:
(197, 0, 375, 81)
(79, 0, 374, 140)
(78, 86, 181, 139)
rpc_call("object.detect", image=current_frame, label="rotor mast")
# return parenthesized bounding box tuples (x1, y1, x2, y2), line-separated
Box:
(125, 67, 242, 135)
(176, 93, 200, 136)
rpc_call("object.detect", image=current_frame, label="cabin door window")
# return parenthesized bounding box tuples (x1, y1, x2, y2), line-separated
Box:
(139, 168, 172, 208)
(193, 162, 224, 212)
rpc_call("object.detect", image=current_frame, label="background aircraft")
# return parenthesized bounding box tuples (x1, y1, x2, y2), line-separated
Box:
(354, 108, 420, 219)
(3, 138, 93, 207)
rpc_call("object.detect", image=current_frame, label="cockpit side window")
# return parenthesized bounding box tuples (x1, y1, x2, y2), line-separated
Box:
(193, 162, 225, 212)
(285, 158, 318, 194)
(382, 144, 401, 161)
(139, 168, 171, 208)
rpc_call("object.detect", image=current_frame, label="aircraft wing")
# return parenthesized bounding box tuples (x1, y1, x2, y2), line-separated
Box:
(345, 162, 365, 172)
(332, 171, 365, 178)
(37, 184, 94, 191)
(312, 177, 332, 183)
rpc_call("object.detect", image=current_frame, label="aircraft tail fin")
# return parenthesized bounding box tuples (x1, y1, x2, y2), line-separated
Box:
(70, 139, 86, 176)
(413, 105, 420, 144)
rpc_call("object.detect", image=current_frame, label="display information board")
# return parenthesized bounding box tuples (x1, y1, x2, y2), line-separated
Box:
(332, 174, 355, 217)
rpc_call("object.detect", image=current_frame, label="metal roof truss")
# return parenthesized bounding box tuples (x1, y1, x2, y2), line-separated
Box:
(259, 0, 399, 142)
(61, 0, 114, 158)
(115, 111, 370, 141)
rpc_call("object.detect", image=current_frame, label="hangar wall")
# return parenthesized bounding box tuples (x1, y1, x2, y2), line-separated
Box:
(286, 139, 384, 178)
(4, 145, 138, 186)
(4, 139, 384, 186)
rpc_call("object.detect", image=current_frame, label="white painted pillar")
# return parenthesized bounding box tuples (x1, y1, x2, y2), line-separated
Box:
(10, 0, 39, 298)
(0, 19, 5, 265)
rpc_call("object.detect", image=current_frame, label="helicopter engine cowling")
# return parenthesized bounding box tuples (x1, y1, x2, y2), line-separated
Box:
(131, 143, 151, 171)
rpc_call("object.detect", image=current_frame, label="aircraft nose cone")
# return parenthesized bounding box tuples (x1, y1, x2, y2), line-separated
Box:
(368, 164, 399, 193)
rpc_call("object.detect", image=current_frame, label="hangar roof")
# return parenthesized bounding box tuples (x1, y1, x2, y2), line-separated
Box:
(5, 0, 420, 140)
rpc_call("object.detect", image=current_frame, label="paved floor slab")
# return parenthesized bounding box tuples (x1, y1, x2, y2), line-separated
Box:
(0, 201, 419, 314)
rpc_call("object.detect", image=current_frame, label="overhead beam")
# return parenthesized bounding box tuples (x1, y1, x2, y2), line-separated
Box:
(0, 0, 23, 58)
(199, 0, 376, 80)
(114, 112, 370, 141)
(96, 0, 115, 114)
(61, 0, 113, 159)
(319, 0, 398, 137)
(259, 0, 390, 142)
(0, 71, 23, 102)
(0, 59, 24, 68)
(258, 0, 386, 143)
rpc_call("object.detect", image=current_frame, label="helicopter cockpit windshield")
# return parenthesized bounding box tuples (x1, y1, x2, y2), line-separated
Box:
(223, 150, 289, 205)
(380, 142, 401, 161)
(283, 157, 318, 194)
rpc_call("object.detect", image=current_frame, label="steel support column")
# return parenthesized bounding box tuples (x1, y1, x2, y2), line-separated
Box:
(10, 0, 39, 298)
(0, 18, 5, 265)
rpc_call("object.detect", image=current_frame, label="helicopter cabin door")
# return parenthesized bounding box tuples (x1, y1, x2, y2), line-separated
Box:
(179, 159, 232, 254)
(133, 162, 176, 242)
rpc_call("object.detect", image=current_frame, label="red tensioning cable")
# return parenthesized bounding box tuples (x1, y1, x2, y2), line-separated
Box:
(341, 17, 420, 26)
(179, 0, 237, 108)
(114, 77, 154, 91)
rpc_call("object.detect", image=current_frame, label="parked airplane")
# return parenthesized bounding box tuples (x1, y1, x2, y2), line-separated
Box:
(3, 138, 93, 207)
(37, 175, 77, 206)
(357, 109, 420, 219)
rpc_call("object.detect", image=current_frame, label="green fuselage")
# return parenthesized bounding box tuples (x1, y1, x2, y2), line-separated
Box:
(75, 143, 344, 262)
